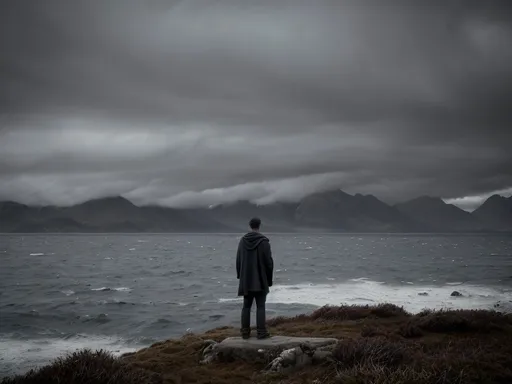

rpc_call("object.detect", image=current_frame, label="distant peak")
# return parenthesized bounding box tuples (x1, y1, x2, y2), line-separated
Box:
(412, 196, 445, 204)
(488, 194, 505, 201)
(306, 189, 349, 199)
(0, 201, 27, 207)
(479, 194, 510, 208)
(96, 196, 129, 202)
(354, 193, 379, 201)
(79, 196, 136, 206)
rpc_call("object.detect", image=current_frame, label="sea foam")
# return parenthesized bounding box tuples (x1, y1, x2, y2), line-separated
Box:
(265, 279, 511, 313)
(219, 279, 511, 314)
(90, 287, 131, 292)
(0, 334, 137, 377)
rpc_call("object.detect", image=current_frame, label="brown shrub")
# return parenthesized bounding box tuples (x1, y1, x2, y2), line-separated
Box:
(1, 349, 162, 384)
(398, 321, 424, 338)
(267, 314, 309, 327)
(332, 338, 406, 369)
(310, 303, 410, 322)
(360, 325, 383, 338)
(310, 305, 366, 321)
(370, 303, 410, 318)
(413, 309, 512, 333)
(335, 364, 466, 384)
(268, 304, 411, 328)
(417, 308, 433, 317)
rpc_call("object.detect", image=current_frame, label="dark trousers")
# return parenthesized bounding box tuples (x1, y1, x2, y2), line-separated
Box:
(241, 291, 267, 335)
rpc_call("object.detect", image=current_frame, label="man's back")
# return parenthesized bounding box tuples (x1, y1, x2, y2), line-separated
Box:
(236, 231, 274, 297)
(236, 217, 274, 339)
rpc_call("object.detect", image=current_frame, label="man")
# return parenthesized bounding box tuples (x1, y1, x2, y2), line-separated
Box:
(236, 217, 274, 339)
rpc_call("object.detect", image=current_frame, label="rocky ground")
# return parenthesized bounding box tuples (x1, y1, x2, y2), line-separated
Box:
(3, 304, 512, 384)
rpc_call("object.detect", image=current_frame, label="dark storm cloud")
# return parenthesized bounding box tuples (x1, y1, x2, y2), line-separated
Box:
(0, 0, 511, 210)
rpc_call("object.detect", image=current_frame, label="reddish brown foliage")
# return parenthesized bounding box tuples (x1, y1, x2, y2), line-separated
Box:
(1, 350, 161, 384)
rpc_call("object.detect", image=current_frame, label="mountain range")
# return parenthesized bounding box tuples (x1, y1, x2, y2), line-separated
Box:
(1, 190, 511, 233)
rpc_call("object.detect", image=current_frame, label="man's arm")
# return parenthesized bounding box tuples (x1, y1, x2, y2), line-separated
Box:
(236, 241, 241, 279)
(263, 241, 274, 286)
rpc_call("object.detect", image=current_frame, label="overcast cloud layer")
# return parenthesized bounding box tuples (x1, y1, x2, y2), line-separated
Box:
(1, 0, 511, 210)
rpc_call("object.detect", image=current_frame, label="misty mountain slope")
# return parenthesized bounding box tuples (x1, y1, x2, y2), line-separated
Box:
(0, 198, 147, 232)
(1, 202, 29, 232)
(51, 196, 152, 232)
(295, 190, 420, 232)
(294, 190, 352, 228)
(64, 197, 141, 225)
(395, 196, 484, 232)
(472, 195, 512, 231)
(205, 201, 298, 232)
(2, 191, 511, 233)
(63, 196, 235, 232)
(140, 205, 235, 232)
(0, 202, 72, 232)
(0, 202, 31, 230)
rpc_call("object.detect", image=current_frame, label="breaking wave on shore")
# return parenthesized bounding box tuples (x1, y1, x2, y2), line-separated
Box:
(267, 278, 512, 313)
(0, 334, 142, 378)
(220, 278, 512, 314)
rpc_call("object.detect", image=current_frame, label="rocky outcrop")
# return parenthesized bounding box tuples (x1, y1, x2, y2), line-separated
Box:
(263, 343, 336, 374)
(451, 291, 463, 297)
(200, 336, 338, 373)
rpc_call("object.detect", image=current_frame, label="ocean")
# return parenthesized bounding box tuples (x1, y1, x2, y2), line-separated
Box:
(1, 233, 511, 377)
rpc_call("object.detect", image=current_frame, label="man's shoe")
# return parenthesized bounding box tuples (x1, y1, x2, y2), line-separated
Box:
(241, 328, 251, 339)
(257, 331, 271, 340)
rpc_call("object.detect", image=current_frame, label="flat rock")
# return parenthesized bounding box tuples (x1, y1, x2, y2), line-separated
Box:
(201, 336, 338, 365)
(221, 336, 337, 350)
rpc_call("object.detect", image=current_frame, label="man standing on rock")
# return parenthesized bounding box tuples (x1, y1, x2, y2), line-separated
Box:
(236, 217, 274, 339)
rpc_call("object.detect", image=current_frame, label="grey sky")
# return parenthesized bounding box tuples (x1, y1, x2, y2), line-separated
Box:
(1, 1, 511, 210)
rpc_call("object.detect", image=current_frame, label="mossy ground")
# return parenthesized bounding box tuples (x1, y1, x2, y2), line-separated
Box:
(3, 304, 512, 384)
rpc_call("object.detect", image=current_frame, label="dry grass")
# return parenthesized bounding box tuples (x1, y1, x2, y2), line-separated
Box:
(333, 338, 406, 369)
(3, 304, 512, 384)
(397, 321, 424, 338)
(268, 303, 410, 327)
(1, 349, 162, 384)
(335, 364, 467, 384)
(412, 308, 511, 333)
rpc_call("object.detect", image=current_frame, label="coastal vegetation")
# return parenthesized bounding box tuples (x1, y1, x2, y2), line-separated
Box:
(3, 304, 512, 384)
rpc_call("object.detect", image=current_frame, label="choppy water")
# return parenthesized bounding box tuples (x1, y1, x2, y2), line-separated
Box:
(1, 233, 512, 377)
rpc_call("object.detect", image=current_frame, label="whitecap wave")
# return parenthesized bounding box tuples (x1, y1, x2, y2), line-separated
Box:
(90, 287, 131, 292)
(220, 279, 512, 314)
(218, 297, 241, 303)
(113, 287, 131, 292)
(0, 334, 137, 377)
(29, 253, 44, 256)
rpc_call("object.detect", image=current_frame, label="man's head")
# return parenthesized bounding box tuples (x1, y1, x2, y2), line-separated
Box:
(249, 217, 261, 231)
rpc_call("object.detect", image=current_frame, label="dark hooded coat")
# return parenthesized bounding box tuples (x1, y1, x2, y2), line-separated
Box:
(236, 231, 274, 297)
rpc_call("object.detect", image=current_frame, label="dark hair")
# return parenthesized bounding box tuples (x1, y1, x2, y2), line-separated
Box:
(249, 217, 261, 230)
